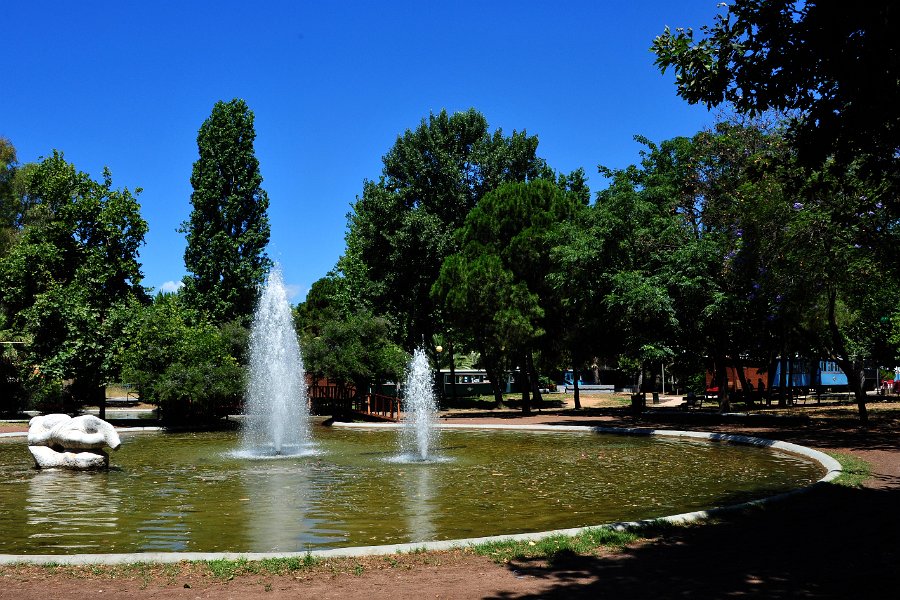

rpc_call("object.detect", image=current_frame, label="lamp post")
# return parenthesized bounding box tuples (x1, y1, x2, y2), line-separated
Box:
(435, 345, 446, 400)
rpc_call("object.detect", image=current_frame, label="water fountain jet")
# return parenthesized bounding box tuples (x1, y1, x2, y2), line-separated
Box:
(240, 266, 311, 457)
(398, 347, 441, 461)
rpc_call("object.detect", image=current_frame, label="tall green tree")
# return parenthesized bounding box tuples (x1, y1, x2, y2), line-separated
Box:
(594, 122, 899, 420)
(766, 169, 900, 423)
(344, 108, 553, 354)
(300, 309, 407, 400)
(588, 152, 681, 397)
(0, 151, 148, 415)
(0, 137, 19, 255)
(434, 179, 578, 413)
(294, 272, 352, 339)
(582, 123, 795, 410)
(295, 271, 407, 403)
(549, 172, 625, 408)
(181, 98, 272, 323)
(654, 124, 793, 410)
(0, 139, 27, 410)
(653, 4, 900, 422)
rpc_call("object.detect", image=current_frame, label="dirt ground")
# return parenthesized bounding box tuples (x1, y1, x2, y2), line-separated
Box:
(1, 397, 898, 599)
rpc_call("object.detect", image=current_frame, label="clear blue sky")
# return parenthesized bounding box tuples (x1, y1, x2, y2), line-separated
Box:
(4, 0, 718, 302)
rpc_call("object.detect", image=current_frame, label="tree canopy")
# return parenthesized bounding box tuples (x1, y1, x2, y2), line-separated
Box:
(652, 2, 900, 421)
(0, 149, 147, 412)
(652, 1, 900, 191)
(343, 108, 553, 353)
(120, 292, 244, 423)
(434, 179, 579, 411)
(181, 98, 272, 324)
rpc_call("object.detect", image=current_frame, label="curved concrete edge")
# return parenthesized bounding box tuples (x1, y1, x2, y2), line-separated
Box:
(0, 423, 842, 566)
(1, 427, 162, 440)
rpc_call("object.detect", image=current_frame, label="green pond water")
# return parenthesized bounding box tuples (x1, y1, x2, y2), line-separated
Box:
(0, 426, 823, 555)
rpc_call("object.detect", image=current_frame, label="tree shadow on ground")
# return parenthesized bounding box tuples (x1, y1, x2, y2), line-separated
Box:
(534, 407, 900, 453)
(486, 484, 900, 599)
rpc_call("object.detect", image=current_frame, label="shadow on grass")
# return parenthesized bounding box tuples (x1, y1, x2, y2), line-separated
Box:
(486, 483, 900, 599)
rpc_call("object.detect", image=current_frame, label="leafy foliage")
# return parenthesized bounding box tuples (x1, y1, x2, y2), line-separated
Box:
(0, 150, 147, 409)
(120, 293, 244, 423)
(652, 2, 900, 420)
(0, 137, 21, 255)
(301, 309, 407, 390)
(295, 270, 407, 392)
(181, 98, 272, 324)
(344, 108, 553, 352)
(434, 179, 579, 409)
(652, 1, 900, 204)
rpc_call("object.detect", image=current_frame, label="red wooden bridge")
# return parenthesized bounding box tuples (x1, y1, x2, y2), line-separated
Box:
(307, 380, 401, 422)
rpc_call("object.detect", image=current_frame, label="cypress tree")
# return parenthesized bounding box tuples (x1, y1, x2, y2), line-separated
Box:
(181, 98, 271, 323)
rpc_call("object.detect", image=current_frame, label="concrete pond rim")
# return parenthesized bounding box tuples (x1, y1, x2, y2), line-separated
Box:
(0, 423, 841, 566)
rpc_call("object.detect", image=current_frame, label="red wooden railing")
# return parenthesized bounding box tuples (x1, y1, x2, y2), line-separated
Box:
(354, 393, 401, 421)
(307, 382, 401, 422)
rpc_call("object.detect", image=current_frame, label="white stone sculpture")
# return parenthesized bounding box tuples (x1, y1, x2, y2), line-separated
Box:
(27, 414, 121, 469)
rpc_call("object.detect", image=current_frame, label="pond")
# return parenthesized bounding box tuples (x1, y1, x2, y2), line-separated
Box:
(0, 426, 823, 554)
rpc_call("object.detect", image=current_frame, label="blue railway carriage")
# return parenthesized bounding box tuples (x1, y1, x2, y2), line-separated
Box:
(771, 359, 848, 391)
(818, 360, 848, 388)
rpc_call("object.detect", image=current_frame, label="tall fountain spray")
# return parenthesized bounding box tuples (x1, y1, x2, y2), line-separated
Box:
(241, 266, 310, 456)
(399, 347, 441, 461)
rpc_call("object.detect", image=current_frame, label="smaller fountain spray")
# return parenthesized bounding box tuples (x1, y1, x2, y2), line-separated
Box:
(399, 347, 441, 461)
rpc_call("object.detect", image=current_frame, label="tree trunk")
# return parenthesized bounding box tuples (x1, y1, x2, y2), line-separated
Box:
(787, 357, 795, 405)
(520, 383, 531, 414)
(518, 355, 531, 415)
(632, 362, 646, 418)
(95, 385, 106, 421)
(484, 362, 505, 408)
(733, 354, 754, 407)
(764, 352, 776, 406)
(714, 354, 731, 413)
(827, 290, 869, 425)
(527, 352, 543, 406)
(778, 345, 788, 407)
(572, 366, 582, 410)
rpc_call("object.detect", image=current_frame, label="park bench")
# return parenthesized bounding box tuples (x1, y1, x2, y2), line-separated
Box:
(683, 392, 703, 409)
(564, 384, 615, 393)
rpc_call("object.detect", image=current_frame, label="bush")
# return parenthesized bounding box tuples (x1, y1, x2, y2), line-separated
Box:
(154, 360, 243, 423)
(538, 375, 556, 390)
(121, 294, 246, 424)
(0, 356, 28, 415)
(23, 377, 76, 414)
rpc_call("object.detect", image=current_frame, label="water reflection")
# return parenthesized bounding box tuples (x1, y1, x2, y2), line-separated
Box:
(135, 473, 193, 552)
(402, 465, 436, 542)
(26, 470, 121, 551)
(240, 460, 343, 551)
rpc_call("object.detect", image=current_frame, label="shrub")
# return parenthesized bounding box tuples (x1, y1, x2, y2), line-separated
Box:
(121, 294, 245, 424)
